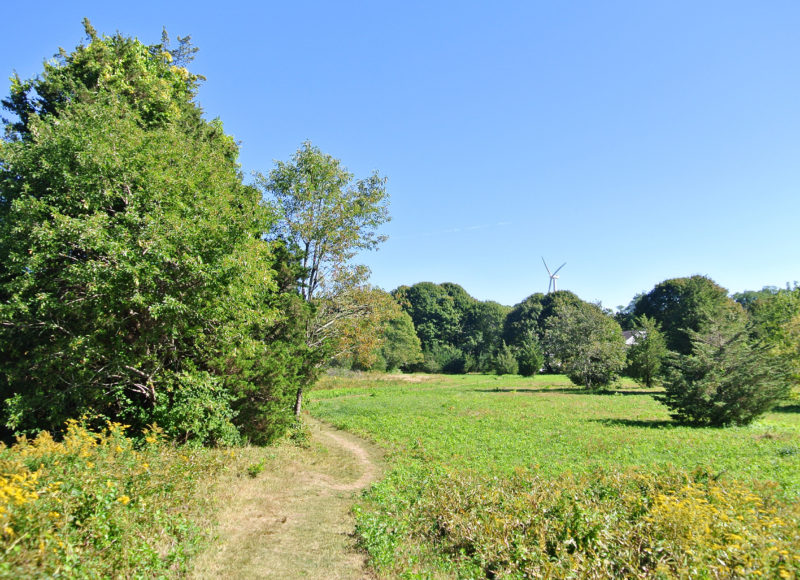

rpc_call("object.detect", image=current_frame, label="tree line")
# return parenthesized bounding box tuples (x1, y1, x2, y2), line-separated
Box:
(343, 277, 798, 426)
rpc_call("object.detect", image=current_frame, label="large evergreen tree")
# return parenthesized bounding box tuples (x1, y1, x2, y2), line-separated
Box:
(0, 22, 307, 443)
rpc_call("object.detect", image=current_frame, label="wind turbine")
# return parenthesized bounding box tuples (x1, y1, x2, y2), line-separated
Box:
(542, 258, 566, 293)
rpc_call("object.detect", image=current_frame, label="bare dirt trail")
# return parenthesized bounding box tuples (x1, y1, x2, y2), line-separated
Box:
(191, 416, 384, 580)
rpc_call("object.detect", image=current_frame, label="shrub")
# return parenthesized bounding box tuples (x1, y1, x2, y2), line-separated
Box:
(373, 467, 800, 579)
(493, 343, 519, 376)
(661, 313, 791, 426)
(417, 344, 466, 374)
(515, 340, 544, 377)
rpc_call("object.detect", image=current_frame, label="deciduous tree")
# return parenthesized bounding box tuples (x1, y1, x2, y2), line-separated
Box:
(543, 300, 626, 389)
(633, 276, 740, 355)
(258, 142, 390, 414)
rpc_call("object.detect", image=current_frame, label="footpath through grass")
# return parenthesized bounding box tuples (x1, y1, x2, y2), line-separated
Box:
(309, 373, 800, 578)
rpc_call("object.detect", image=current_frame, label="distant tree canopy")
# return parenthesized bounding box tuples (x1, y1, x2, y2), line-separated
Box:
(740, 284, 800, 385)
(392, 282, 465, 351)
(390, 282, 511, 373)
(377, 309, 424, 372)
(503, 291, 584, 373)
(632, 275, 741, 355)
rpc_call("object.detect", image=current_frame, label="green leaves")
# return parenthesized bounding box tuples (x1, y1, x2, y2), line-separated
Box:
(543, 299, 627, 389)
(258, 141, 389, 302)
(0, 24, 305, 444)
(660, 312, 791, 426)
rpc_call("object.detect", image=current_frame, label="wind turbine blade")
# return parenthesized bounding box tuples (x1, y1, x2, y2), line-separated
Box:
(553, 262, 567, 275)
(541, 257, 552, 276)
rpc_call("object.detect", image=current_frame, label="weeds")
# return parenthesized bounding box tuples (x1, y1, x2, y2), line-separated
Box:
(0, 420, 224, 578)
(310, 373, 800, 578)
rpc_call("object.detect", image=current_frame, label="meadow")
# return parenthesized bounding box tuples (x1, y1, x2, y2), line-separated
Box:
(309, 373, 800, 578)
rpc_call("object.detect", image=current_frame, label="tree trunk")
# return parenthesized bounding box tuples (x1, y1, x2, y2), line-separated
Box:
(294, 386, 303, 417)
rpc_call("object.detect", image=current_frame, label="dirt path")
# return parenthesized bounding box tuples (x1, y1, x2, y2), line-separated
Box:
(191, 417, 384, 580)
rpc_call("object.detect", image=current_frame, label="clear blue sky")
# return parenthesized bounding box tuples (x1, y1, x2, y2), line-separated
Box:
(3, 1, 799, 309)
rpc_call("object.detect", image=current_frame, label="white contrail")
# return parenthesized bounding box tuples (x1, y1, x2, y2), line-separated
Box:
(393, 221, 513, 240)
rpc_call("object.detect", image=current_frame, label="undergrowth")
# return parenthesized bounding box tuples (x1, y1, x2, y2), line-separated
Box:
(357, 466, 799, 578)
(0, 420, 225, 578)
(311, 373, 800, 579)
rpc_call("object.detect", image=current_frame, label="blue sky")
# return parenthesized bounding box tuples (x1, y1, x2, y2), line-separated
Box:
(2, 1, 799, 309)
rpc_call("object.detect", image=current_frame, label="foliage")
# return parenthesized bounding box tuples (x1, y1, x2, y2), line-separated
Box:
(403, 467, 800, 579)
(309, 373, 800, 579)
(493, 342, 519, 376)
(745, 284, 800, 385)
(418, 343, 467, 374)
(377, 310, 423, 372)
(633, 275, 741, 355)
(461, 300, 510, 372)
(316, 286, 401, 370)
(503, 291, 584, 373)
(515, 339, 544, 377)
(625, 315, 668, 388)
(392, 282, 465, 351)
(502, 293, 546, 349)
(733, 286, 782, 310)
(543, 300, 627, 389)
(0, 420, 224, 578)
(660, 312, 792, 426)
(0, 23, 305, 444)
(258, 141, 389, 303)
(258, 141, 390, 414)
(2, 19, 206, 139)
(393, 282, 511, 373)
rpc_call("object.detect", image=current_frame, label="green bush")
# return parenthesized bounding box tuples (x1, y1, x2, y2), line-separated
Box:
(493, 342, 519, 375)
(515, 340, 544, 377)
(661, 314, 791, 426)
(418, 343, 466, 374)
(0, 24, 309, 444)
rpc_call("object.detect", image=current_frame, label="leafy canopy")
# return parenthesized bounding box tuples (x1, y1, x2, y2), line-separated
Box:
(258, 141, 389, 302)
(0, 22, 306, 443)
(543, 299, 627, 389)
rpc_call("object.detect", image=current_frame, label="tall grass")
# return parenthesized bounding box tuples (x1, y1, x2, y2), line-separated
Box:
(0, 420, 226, 578)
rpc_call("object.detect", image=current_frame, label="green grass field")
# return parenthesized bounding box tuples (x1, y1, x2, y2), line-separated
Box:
(309, 373, 800, 578)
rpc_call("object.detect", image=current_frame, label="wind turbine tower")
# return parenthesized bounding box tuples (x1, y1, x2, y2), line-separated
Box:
(542, 258, 566, 293)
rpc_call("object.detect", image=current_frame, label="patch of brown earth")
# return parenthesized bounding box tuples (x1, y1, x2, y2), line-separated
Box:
(191, 417, 384, 580)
